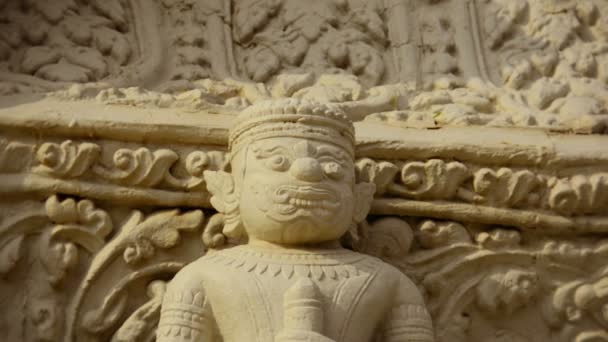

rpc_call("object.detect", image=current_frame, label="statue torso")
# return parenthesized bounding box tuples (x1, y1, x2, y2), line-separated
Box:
(193, 245, 402, 342)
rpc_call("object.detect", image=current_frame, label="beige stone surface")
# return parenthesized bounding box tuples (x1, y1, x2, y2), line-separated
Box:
(1, 1, 608, 342)
(156, 99, 433, 342)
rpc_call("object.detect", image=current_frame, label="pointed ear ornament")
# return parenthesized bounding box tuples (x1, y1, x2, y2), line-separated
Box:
(203, 170, 244, 239)
(345, 182, 376, 248)
(353, 182, 376, 224)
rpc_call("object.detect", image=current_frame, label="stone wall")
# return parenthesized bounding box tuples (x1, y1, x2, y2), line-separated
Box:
(1, 0, 608, 341)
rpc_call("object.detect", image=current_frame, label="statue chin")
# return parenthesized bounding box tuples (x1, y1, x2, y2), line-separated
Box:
(240, 182, 353, 245)
(244, 213, 350, 245)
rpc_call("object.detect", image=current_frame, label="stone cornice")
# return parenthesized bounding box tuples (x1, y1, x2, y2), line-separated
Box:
(1, 99, 607, 166)
(1, 101, 608, 235)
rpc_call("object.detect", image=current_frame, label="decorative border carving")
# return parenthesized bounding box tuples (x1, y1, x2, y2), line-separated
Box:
(1, 109, 607, 342)
(1, 128, 607, 233)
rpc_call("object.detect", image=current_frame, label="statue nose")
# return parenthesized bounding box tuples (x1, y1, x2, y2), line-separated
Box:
(290, 158, 323, 182)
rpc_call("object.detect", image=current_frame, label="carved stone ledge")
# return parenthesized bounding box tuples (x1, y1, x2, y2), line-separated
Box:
(1, 112, 607, 341)
(0, 0, 607, 340)
(1, 107, 607, 232)
(372, 199, 608, 235)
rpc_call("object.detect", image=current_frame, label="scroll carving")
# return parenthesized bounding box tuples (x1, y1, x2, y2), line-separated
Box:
(232, 0, 387, 86)
(25, 139, 227, 193)
(1, 0, 606, 132)
(398, 219, 608, 342)
(0, 0, 133, 89)
(0, 139, 33, 173)
(0, 1, 608, 341)
(0, 137, 607, 341)
(2, 137, 608, 230)
(361, 158, 608, 232)
(34, 141, 101, 178)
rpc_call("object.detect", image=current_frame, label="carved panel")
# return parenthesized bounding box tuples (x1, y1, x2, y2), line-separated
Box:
(1, 118, 607, 341)
(1, 0, 608, 341)
(1, 0, 607, 132)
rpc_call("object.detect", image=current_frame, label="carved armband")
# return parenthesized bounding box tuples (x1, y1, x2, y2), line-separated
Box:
(157, 288, 214, 342)
(381, 304, 435, 342)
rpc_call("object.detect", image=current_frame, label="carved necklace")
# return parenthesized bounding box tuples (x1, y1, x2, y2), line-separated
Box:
(204, 245, 378, 281)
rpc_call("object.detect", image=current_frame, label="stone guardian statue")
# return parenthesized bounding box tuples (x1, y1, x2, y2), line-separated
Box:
(157, 99, 435, 342)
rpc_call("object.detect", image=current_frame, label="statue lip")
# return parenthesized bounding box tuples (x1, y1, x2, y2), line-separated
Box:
(269, 184, 340, 217)
(274, 184, 338, 203)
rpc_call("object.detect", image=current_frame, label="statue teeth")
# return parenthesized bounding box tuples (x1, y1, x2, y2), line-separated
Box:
(285, 198, 328, 209)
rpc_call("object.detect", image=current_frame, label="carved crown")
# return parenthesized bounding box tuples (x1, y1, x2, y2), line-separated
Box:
(229, 99, 356, 158)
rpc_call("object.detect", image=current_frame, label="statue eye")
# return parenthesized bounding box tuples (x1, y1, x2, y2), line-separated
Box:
(267, 155, 290, 171)
(323, 162, 343, 180)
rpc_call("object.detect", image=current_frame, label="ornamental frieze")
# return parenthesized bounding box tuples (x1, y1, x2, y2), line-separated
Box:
(1, 0, 608, 341)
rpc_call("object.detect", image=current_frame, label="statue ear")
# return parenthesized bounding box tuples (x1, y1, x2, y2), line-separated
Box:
(203, 170, 243, 239)
(353, 182, 376, 223)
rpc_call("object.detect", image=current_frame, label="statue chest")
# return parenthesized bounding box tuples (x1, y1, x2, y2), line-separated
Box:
(198, 248, 395, 342)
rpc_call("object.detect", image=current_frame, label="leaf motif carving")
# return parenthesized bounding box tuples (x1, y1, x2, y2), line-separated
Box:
(548, 174, 608, 216)
(93, 148, 179, 187)
(45, 195, 113, 253)
(234, 0, 282, 43)
(417, 220, 472, 249)
(476, 269, 539, 316)
(90, 0, 128, 31)
(112, 281, 167, 342)
(63, 47, 108, 79)
(473, 168, 539, 207)
(82, 292, 128, 335)
(389, 159, 469, 200)
(62, 16, 93, 46)
(68, 209, 202, 340)
(40, 239, 79, 285)
(21, 46, 61, 74)
(79, 263, 183, 338)
(355, 158, 399, 195)
(41, 195, 112, 285)
(94, 27, 132, 65)
(547, 267, 608, 338)
(31, 0, 78, 23)
(36, 62, 92, 82)
(0, 139, 33, 173)
(0, 206, 48, 276)
(528, 5, 581, 50)
(0, 235, 24, 275)
(163, 151, 226, 191)
(84, 209, 203, 268)
(358, 217, 414, 259)
(352, 4, 386, 43)
(34, 140, 101, 178)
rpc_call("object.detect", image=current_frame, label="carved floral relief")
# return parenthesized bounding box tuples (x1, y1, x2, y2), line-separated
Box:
(1, 0, 606, 132)
(1, 0, 608, 341)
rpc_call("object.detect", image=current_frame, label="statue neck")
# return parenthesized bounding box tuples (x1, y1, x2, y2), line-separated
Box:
(248, 239, 343, 251)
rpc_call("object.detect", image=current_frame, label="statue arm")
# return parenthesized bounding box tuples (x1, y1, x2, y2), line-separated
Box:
(380, 275, 435, 342)
(157, 270, 215, 342)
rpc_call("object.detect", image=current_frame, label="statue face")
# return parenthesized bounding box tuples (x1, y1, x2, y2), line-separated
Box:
(234, 137, 355, 245)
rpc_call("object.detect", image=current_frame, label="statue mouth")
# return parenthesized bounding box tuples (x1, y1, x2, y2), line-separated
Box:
(268, 185, 340, 218)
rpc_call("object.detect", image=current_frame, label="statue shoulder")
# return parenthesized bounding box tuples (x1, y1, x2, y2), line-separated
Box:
(395, 272, 425, 305)
(378, 268, 435, 341)
(356, 253, 425, 304)
(164, 259, 208, 301)
(356, 253, 410, 281)
(158, 258, 216, 341)
(167, 251, 230, 290)
(167, 251, 238, 291)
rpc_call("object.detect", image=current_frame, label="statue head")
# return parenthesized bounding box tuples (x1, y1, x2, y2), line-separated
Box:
(204, 99, 375, 245)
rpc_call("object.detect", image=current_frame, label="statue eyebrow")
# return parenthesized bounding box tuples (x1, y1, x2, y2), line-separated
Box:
(316, 145, 348, 162)
(251, 144, 292, 158)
